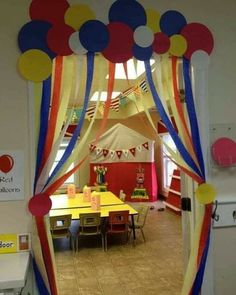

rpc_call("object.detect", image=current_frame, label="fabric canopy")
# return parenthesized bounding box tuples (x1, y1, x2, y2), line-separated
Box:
(90, 123, 155, 163)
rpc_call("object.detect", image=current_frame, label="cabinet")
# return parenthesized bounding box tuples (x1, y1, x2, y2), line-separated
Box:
(164, 169, 181, 214)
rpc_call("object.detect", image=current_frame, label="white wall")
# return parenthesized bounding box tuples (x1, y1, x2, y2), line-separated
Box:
(1, 0, 236, 293)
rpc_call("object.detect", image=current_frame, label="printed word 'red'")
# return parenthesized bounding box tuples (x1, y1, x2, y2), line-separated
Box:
(0, 176, 13, 183)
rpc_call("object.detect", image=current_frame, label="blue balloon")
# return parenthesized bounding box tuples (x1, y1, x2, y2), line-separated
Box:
(160, 10, 187, 36)
(18, 20, 56, 59)
(109, 0, 146, 30)
(79, 20, 109, 52)
(133, 44, 153, 61)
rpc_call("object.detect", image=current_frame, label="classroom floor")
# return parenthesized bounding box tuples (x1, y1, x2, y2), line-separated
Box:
(53, 202, 183, 295)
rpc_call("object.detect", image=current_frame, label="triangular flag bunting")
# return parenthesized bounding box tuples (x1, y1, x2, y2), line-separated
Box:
(137, 145, 142, 152)
(90, 144, 96, 152)
(142, 142, 149, 150)
(116, 150, 122, 159)
(103, 149, 109, 157)
(110, 150, 115, 158)
(129, 147, 136, 157)
(123, 150, 129, 157)
(96, 147, 102, 155)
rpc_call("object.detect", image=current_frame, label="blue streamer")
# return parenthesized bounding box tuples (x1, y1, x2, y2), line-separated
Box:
(183, 58, 206, 180)
(45, 52, 95, 186)
(33, 258, 51, 295)
(34, 77, 51, 193)
(192, 230, 210, 295)
(144, 60, 203, 178)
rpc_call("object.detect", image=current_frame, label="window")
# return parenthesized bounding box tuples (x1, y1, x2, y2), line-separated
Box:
(161, 134, 177, 190)
(50, 140, 75, 185)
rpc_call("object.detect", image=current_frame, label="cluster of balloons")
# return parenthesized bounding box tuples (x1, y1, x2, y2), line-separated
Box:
(17, 0, 214, 82)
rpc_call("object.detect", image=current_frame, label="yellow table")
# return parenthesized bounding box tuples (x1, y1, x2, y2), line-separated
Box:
(50, 191, 123, 210)
(50, 203, 138, 240)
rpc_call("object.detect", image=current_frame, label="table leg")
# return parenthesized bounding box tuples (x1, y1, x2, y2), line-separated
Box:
(131, 215, 136, 242)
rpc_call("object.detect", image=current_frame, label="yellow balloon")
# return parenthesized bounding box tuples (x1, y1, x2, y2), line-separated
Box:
(169, 35, 187, 57)
(145, 8, 160, 33)
(18, 49, 52, 82)
(195, 183, 217, 204)
(64, 4, 96, 30)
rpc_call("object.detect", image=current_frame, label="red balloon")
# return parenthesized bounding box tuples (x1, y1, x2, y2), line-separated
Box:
(102, 22, 134, 63)
(152, 32, 170, 54)
(47, 24, 74, 56)
(29, 0, 70, 25)
(181, 23, 214, 60)
(0, 155, 14, 173)
(28, 194, 52, 217)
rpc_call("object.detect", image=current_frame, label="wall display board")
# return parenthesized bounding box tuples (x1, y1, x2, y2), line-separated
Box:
(0, 151, 24, 201)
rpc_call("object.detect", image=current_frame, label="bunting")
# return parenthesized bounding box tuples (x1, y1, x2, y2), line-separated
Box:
(89, 141, 149, 159)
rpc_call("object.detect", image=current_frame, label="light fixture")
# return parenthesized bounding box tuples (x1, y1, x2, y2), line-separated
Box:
(90, 91, 121, 101)
(106, 58, 155, 80)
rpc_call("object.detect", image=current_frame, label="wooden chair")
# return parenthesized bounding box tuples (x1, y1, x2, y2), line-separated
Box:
(50, 214, 74, 250)
(105, 210, 130, 251)
(76, 212, 104, 251)
(130, 205, 149, 242)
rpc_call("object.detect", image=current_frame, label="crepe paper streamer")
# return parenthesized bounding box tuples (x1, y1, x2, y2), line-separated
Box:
(34, 78, 51, 190)
(79, 20, 109, 52)
(181, 23, 214, 60)
(47, 24, 74, 56)
(44, 155, 89, 196)
(191, 50, 210, 70)
(145, 9, 161, 33)
(195, 183, 216, 205)
(134, 26, 154, 48)
(211, 137, 236, 166)
(28, 194, 52, 217)
(122, 62, 130, 86)
(46, 53, 94, 185)
(32, 258, 50, 295)
(38, 57, 78, 190)
(95, 62, 116, 142)
(69, 31, 87, 55)
(153, 54, 171, 121)
(29, 0, 69, 25)
(183, 58, 206, 179)
(152, 32, 170, 54)
(109, 0, 147, 30)
(18, 20, 55, 59)
(197, 204, 213, 266)
(64, 4, 95, 30)
(171, 56, 199, 168)
(53, 55, 76, 147)
(35, 216, 58, 295)
(133, 45, 153, 61)
(162, 141, 204, 184)
(40, 56, 63, 175)
(181, 205, 205, 295)
(191, 230, 210, 295)
(102, 22, 134, 63)
(160, 10, 187, 37)
(18, 49, 52, 82)
(145, 60, 203, 178)
(35, 109, 74, 194)
(169, 34, 187, 57)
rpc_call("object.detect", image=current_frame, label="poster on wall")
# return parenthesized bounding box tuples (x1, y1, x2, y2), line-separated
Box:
(0, 151, 24, 201)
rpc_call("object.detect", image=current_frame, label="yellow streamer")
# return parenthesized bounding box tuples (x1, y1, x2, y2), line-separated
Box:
(44, 56, 106, 189)
(181, 205, 205, 295)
